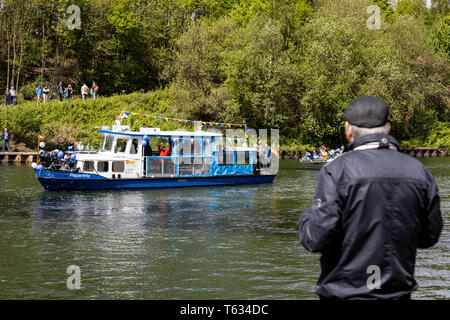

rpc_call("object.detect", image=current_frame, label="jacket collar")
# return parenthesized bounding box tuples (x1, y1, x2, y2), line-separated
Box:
(344, 133, 400, 153)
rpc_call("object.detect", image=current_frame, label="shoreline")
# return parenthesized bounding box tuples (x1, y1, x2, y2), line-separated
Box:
(1, 147, 448, 164)
(278, 147, 449, 160)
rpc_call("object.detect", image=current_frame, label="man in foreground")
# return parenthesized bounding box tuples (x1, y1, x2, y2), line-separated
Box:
(298, 96, 442, 300)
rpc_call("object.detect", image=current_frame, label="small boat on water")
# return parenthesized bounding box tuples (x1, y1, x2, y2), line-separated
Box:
(33, 124, 276, 191)
(299, 147, 342, 170)
(299, 158, 334, 170)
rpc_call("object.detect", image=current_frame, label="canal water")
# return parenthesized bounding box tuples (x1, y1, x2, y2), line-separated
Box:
(0, 159, 448, 299)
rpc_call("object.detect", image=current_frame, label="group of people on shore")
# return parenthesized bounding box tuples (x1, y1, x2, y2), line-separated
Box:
(4, 81, 99, 106)
(36, 81, 99, 103)
(4, 87, 18, 106)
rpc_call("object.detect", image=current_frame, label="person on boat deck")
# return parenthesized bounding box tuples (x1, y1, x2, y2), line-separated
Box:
(119, 141, 127, 152)
(158, 142, 171, 162)
(130, 140, 138, 154)
(144, 143, 153, 156)
(76, 141, 84, 151)
(319, 145, 328, 160)
(265, 144, 272, 168)
(57, 141, 64, 152)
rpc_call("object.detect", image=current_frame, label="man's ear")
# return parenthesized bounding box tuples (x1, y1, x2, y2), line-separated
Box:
(386, 122, 391, 135)
(345, 121, 353, 142)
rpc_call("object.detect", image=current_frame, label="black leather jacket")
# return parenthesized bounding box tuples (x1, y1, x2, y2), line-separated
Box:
(298, 134, 442, 299)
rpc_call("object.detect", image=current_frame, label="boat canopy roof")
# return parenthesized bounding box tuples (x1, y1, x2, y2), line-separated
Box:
(97, 128, 223, 138)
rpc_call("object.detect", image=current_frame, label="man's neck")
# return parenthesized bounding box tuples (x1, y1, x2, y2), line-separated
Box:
(344, 133, 399, 153)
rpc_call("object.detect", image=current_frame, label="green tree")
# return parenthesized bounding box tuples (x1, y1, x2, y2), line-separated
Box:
(433, 15, 450, 58)
(223, 15, 303, 130)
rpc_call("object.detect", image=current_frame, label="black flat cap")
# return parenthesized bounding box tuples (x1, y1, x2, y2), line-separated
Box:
(344, 96, 389, 128)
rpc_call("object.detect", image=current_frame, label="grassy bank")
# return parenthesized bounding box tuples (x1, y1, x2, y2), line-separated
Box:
(1, 91, 449, 152)
(0, 90, 180, 151)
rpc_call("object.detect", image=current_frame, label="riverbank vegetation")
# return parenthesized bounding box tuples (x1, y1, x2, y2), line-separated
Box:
(0, 0, 448, 150)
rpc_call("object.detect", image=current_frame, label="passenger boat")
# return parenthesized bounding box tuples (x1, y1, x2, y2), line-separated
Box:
(33, 124, 276, 191)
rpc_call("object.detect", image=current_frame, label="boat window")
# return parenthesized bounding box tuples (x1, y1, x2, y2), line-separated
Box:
(178, 138, 192, 157)
(83, 161, 94, 172)
(215, 137, 223, 152)
(130, 139, 138, 154)
(217, 152, 225, 166)
(218, 151, 234, 166)
(237, 152, 250, 165)
(97, 161, 109, 172)
(103, 135, 113, 151)
(193, 138, 201, 156)
(112, 161, 125, 172)
(115, 139, 128, 153)
(203, 138, 212, 157)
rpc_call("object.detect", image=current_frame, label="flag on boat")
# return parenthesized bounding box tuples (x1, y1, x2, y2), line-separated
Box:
(39, 135, 45, 140)
(117, 108, 247, 130)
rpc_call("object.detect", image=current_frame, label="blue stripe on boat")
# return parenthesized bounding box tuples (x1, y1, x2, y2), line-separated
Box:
(35, 169, 275, 191)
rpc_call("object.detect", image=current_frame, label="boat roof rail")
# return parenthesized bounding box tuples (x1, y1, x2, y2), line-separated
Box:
(97, 130, 223, 138)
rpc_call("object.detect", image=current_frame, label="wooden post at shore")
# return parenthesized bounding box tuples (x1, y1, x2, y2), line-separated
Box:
(13, 154, 22, 164)
(401, 148, 448, 158)
(278, 147, 448, 160)
(0, 152, 38, 165)
(1, 155, 9, 165)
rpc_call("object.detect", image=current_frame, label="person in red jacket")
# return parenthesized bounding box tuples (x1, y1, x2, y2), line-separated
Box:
(158, 142, 171, 163)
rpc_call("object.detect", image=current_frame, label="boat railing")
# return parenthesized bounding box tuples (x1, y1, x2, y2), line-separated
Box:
(144, 155, 212, 177)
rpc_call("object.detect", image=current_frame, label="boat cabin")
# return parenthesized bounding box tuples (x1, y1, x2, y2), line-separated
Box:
(74, 125, 258, 179)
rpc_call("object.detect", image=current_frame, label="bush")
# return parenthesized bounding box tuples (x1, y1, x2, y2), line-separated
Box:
(425, 122, 450, 148)
(20, 86, 35, 101)
(0, 90, 177, 150)
(401, 122, 450, 149)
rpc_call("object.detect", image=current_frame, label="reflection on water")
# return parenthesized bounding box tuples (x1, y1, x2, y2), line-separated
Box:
(0, 158, 448, 299)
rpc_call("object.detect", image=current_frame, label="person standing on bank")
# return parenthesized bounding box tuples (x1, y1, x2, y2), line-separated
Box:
(2, 128, 10, 151)
(43, 85, 50, 103)
(298, 96, 442, 300)
(9, 86, 17, 106)
(91, 81, 99, 99)
(56, 82, 64, 101)
(36, 85, 43, 103)
(67, 84, 73, 99)
(5, 87, 10, 106)
(81, 83, 89, 100)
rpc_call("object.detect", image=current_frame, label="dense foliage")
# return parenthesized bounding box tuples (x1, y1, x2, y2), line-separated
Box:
(0, 0, 449, 149)
(0, 90, 181, 150)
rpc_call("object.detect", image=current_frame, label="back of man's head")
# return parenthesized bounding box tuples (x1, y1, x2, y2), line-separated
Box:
(344, 96, 391, 141)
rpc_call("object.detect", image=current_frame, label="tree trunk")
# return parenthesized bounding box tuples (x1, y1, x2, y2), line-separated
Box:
(6, 30, 10, 89)
(11, 27, 17, 88)
(41, 21, 45, 85)
(16, 32, 25, 91)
